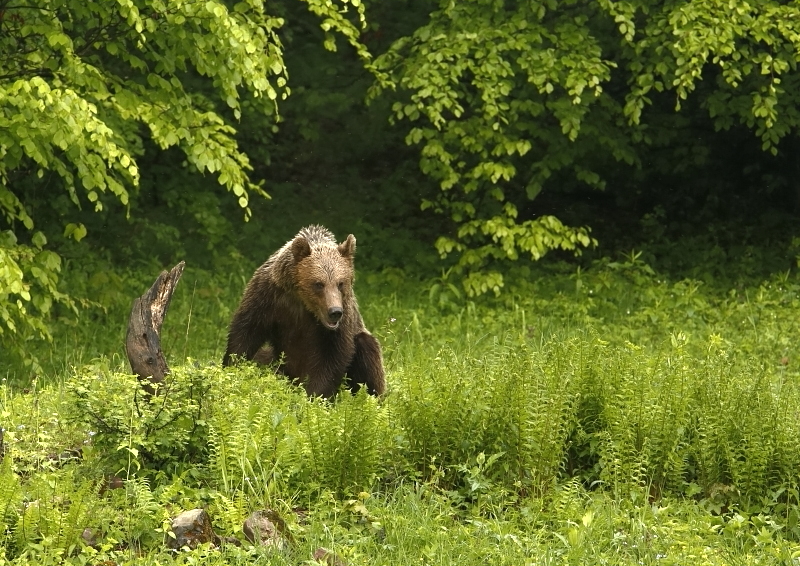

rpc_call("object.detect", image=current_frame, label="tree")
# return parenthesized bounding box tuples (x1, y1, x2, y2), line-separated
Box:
(371, 0, 800, 295)
(0, 0, 368, 370)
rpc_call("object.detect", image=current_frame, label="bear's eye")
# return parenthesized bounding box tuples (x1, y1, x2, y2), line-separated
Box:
(338, 281, 345, 291)
(313, 282, 324, 292)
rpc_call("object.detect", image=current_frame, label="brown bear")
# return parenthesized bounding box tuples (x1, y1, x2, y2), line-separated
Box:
(222, 225, 386, 398)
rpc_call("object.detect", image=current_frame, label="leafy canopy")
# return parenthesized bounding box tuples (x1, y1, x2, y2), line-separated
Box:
(0, 0, 368, 369)
(372, 0, 800, 295)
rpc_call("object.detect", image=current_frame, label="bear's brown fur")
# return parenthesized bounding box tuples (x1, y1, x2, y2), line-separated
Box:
(222, 225, 386, 398)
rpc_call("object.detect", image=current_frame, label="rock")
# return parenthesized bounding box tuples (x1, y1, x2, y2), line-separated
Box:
(242, 509, 291, 548)
(100, 475, 125, 494)
(313, 547, 348, 566)
(168, 508, 217, 550)
(81, 527, 98, 547)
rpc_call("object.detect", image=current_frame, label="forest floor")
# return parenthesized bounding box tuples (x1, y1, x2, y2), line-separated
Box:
(2, 255, 800, 565)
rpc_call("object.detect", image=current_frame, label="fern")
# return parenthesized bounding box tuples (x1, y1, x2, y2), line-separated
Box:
(0, 454, 19, 551)
(208, 490, 248, 539)
(13, 469, 96, 555)
(122, 476, 163, 548)
(207, 366, 305, 503)
(483, 337, 580, 492)
(300, 390, 388, 495)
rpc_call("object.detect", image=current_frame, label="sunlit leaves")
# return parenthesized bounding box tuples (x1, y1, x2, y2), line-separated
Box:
(1, 77, 136, 217)
(0, 0, 288, 232)
(304, 0, 370, 60)
(436, 212, 597, 297)
(0, 0, 371, 361)
(371, 1, 619, 294)
(374, 0, 800, 294)
(622, 1, 800, 154)
(63, 223, 87, 242)
(0, 230, 75, 373)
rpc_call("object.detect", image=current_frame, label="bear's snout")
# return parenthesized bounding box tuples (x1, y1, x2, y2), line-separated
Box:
(327, 306, 343, 327)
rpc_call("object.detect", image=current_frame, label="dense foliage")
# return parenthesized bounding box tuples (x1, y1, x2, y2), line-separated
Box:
(5, 0, 800, 367)
(0, 0, 368, 368)
(372, 0, 800, 294)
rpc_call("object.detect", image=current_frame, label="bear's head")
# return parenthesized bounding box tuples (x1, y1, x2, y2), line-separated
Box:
(291, 233, 356, 330)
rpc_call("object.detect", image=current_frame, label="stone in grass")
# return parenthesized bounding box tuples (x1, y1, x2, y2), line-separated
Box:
(168, 508, 218, 550)
(242, 509, 292, 549)
(81, 527, 98, 548)
(313, 547, 348, 566)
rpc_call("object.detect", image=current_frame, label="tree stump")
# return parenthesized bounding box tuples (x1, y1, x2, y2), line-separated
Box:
(125, 261, 185, 394)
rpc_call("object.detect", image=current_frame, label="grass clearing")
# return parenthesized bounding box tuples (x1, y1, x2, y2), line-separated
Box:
(2, 256, 800, 564)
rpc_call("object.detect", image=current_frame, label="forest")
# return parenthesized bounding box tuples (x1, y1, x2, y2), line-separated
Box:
(3, 0, 800, 564)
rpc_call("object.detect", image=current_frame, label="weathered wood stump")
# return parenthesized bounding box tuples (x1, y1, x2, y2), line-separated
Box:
(125, 261, 185, 394)
(168, 508, 217, 550)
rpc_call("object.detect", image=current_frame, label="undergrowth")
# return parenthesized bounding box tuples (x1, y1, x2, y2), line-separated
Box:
(2, 254, 800, 563)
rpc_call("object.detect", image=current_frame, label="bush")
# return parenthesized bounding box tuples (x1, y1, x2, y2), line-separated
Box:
(67, 361, 212, 475)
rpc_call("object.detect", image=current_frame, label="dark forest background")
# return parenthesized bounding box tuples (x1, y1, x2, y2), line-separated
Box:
(17, 1, 800, 275)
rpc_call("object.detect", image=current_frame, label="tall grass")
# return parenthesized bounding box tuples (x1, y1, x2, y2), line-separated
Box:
(47, 325, 800, 514)
(2, 257, 800, 563)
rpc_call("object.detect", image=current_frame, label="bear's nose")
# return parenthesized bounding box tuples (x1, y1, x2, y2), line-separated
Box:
(328, 307, 343, 322)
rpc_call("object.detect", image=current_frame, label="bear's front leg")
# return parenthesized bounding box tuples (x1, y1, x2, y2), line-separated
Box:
(346, 332, 386, 396)
(223, 309, 270, 366)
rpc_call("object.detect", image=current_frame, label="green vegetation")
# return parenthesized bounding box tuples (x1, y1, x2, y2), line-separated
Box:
(1, 253, 800, 564)
(372, 0, 800, 294)
(4, 0, 800, 564)
(6, 0, 800, 363)
(0, 0, 369, 367)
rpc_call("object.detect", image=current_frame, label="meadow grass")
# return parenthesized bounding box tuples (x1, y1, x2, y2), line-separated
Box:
(1, 256, 800, 564)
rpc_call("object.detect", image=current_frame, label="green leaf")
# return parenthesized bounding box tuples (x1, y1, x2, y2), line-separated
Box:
(31, 231, 47, 249)
(64, 223, 87, 242)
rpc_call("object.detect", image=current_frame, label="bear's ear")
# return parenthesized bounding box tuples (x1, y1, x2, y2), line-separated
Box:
(290, 236, 312, 262)
(338, 234, 356, 259)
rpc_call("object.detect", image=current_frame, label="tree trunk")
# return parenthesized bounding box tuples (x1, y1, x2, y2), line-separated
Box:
(125, 261, 185, 394)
